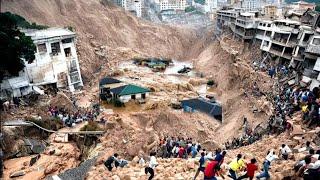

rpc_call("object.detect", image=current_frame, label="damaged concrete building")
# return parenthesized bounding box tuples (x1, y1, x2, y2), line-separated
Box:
(216, 8, 320, 89)
(0, 28, 83, 99)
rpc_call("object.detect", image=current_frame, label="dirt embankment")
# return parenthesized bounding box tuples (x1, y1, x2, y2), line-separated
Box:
(193, 35, 273, 141)
(3, 0, 201, 83)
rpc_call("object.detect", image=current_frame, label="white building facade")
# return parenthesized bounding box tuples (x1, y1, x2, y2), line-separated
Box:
(157, 0, 188, 11)
(114, 0, 142, 17)
(204, 0, 218, 13)
(241, 0, 262, 11)
(1, 28, 83, 98)
(22, 28, 83, 91)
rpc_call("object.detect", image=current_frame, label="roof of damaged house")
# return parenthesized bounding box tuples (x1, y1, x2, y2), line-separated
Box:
(99, 77, 121, 86)
(22, 28, 75, 42)
(109, 84, 150, 96)
(181, 98, 222, 121)
(292, 1, 316, 5)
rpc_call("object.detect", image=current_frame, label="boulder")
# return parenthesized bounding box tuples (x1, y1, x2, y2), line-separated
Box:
(10, 170, 25, 178)
(54, 149, 62, 156)
(44, 163, 59, 175)
(112, 175, 121, 180)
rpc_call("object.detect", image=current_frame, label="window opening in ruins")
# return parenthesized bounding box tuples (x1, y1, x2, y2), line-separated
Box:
(62, 38, 72, 44)
(303, 33, 311, 43)
(312, 38, 320, 45)
(303, 58, 317, 71)
(64, 48, 72, 57)
(266, 31, 272, 37)
(37, 43, 47, 54)
(298, 47, 305, 56)
(70, 72, 80, 83)
(289, 34, 298, 44)
(50, 42, 60, 56)
(284, 47, 293, 56)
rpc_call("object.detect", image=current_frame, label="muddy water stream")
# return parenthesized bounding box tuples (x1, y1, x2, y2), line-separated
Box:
(118, 59, 207, 95)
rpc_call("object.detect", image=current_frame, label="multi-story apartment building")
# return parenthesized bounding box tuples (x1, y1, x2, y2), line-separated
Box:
(114, 0, 142, 17)
(217, 9, 239, 29)
(0, 28, 83, 98)
(240, 0, 262, 11)
(216, 8, 320, 89)
(156, 0, 188, 11)
(234, 12, 259, 40)
(263, 4, 277, 18)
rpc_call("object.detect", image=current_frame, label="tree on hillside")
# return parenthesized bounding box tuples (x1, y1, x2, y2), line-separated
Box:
(316, 5, 320, 12)
(0, 12, 36, 81)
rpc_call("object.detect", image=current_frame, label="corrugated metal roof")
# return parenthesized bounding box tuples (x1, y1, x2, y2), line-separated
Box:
(7, 76, 30, 89)
(110, 84, 150, 96)
(181, 98, 222, 121)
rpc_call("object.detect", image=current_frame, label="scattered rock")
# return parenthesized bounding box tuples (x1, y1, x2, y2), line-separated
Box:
(10, 170, 25, 178)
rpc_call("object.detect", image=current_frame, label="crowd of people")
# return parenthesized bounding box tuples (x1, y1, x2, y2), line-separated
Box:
(157, 136, 202, 159)
(47, 104, 100, 127)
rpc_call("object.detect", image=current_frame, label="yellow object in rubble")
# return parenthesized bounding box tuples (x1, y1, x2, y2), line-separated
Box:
(302, 105, 308, 113)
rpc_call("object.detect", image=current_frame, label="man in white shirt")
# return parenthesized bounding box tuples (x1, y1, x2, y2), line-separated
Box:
(145, 152, 158, 180)
(279, 144, 292, 160)
(257, 149, 278, 179)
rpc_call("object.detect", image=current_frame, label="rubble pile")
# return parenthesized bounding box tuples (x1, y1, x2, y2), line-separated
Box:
(4, 142, 81, 179)
(94, 110, 221, 159)
(88, 157, 200, 180)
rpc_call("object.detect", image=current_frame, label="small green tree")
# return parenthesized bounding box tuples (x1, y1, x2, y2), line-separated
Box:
(0, 12, 36, 81)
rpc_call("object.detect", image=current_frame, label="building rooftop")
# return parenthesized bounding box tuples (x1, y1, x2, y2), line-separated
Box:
(110, 84, 150, 96)
(99, 77, 121, 86)
(181, 98, 222, 121)
(22, 28, 75, 41)
(240, 12, 255, 17)
(292, 1, 315, 5)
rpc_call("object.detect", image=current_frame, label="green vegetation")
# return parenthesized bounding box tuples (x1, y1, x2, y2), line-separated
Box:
(194, 0, 205, 5)
(0, 12, 41, 81)
(3, 12, 48, 29)
(80, 121, 103, 131)
(316, 5, 320, 12)
(185, 6, 196, 13)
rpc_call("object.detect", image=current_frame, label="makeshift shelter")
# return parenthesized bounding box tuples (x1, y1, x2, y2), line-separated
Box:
(181, 98, 222, 121)
(109, 84, 150, 103)
(99, 77, 122, 101)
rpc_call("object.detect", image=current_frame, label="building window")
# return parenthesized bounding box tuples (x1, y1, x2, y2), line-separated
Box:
(131, 94, 136, 100)
(64, 48, 72, 57)
(50, 42, 61, 56)
(312, 38, 320, 45)
(37, 43, 47, 54)
(62, 38, 73, 44)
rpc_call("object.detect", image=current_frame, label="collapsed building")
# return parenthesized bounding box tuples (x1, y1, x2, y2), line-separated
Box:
(216, 8, 320, 89)
(0, 28, 83, 99)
